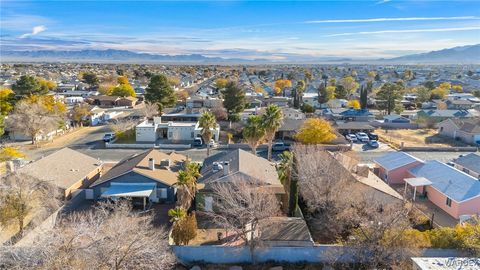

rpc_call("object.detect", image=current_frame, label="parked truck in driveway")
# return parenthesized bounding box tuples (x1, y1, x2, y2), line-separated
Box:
(272, 141, 291, 151)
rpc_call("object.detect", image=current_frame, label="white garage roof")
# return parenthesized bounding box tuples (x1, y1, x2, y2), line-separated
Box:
(101, 182, 156, 198)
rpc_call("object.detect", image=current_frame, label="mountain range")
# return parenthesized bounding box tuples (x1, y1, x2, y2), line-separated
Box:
(2, 45, 479, 64)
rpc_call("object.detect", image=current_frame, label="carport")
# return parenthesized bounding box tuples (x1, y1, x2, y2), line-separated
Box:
(403, 177, 432, 201)
(101, 182, 156, 210)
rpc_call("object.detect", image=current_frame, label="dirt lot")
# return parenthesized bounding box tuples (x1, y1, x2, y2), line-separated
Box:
(375, 129, 468, 148)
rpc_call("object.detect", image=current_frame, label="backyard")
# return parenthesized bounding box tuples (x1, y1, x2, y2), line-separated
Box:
(375, 129, 469, 148)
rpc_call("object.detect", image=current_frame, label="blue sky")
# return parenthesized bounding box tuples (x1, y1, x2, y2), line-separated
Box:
(1, 0, 479, 60)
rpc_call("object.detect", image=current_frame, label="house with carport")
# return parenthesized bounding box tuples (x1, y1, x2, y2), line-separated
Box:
(89, 149, 186, 209)
(374, 152, 480, 219)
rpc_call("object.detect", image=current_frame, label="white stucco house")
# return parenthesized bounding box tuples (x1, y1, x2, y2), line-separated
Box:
(135, 117, 220, 143)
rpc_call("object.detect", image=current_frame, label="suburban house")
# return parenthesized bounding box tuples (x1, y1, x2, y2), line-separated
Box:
(116, 96, 138, 107)
(276, 119, 305, 141)
(416, 109, 479, 122)
(383, 114, 411, 123)
(89, 149, 186, 208)
(445, 99, 476, 110)
(88, 95, 121, 107)
(195, 149, 286, 212)
(302, 92, 320, 108)
(135, 116, 220, 143)
(437, 118, 480, 145)
(282, 107, 306, 120)
(374, 152, 480, 219)
(17, 147, 103, 199)
(323, 108, 375, 122)
(452, 153, 480, 180)
(373, 152, 424, 184)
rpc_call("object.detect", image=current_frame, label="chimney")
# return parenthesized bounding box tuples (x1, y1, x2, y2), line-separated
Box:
(223, 161, 230, 176)
(148, 158, 155, 170)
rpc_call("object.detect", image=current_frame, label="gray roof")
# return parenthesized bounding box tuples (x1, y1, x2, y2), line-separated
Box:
(374, 152, 423, 171)
(278, 119, 305, 132)
(409, 160, 480, 202)
(453, 153, 480, 175)
(259, 217, 313, 243)
(17, 147, 102, 190)
(335, 121, 374, 130)
(450, 118, 480, 134)
(198, 149, 282, 189)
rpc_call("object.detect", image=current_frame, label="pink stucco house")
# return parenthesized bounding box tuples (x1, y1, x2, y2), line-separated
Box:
(374, 152, 480, 219)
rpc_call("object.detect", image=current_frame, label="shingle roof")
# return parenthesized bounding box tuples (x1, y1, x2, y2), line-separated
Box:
(450, 118, 480, 134)
(409, 160, 480, 202)
(198, 149, 283, 191)
(453, 153, 480, 175)
(278, 119, 304, 132)
(373, 152, 423, 171)
(17, 147, 102, 190)
(91, 149, 186, 187)
(259, 217, 313, 243)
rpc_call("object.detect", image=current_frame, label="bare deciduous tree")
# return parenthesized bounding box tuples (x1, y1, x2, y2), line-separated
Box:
(142, 102, 159, 119)
(0, 173, 60, 236)
(293, 145, 420, 268)
(1, 202, 176, 270)
(6, 100, 60, 144)
(108, 118, 136, 135)
(201, 180, 281, 262)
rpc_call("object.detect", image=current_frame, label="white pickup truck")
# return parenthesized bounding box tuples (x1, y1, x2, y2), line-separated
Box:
(272, 142, 291, 151)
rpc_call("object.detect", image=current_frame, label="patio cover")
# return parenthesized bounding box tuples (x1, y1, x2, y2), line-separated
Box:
(404, 177, 432, 187)
(101, 183, 156, 198)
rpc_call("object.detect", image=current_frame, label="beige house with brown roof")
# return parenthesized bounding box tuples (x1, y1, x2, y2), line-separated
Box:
(438, 118, 480, 145)
(90, 149, 187, 207)
(17, 147, 103, 199)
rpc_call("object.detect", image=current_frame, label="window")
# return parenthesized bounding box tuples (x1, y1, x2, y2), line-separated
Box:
(158, 188, 167, 199)
(463, 168, 470, 174)
(191, 132, 194, 138)
(446, 197, 452, 207)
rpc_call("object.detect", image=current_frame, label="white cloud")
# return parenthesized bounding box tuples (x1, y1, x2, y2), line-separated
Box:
(305, 16, 478, 24)
(325, 26, 480, 37)
(375, 0, 391, 5)
(20, 25, 47, 38)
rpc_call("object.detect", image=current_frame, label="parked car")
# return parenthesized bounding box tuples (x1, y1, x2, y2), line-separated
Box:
(368, 140, 379, 148)
(193, 137, 203, 146)
(103, 133, 116, 142)
(355, 132, 370, 142)
(208, 139, 218, 148)
(367, 132, 379, 140)
(272, 141, 291, 151)
(345, 134, 358, 142)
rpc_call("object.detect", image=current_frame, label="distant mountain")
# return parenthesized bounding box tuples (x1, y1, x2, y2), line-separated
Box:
(2, 45, 479, 64)
(0, 49, 260, 63)
(385, 44, 480, 64)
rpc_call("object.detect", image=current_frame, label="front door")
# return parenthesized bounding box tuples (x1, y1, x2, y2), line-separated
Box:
(205, 196, 213, 212)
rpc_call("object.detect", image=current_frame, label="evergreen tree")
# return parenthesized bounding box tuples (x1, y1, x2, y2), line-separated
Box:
(222, 81, 246, 121)
(12, 75, 48, 96)
(334, 84, 348, 99)
(360, 85, 368, 110)
(145, 74, 176, 115)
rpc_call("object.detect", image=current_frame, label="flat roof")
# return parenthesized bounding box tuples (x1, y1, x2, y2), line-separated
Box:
(374, 152, 423, 171)
(405, 177, 433, 187)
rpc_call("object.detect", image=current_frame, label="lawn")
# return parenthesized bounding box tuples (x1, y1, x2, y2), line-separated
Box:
(375, 129, 468, 148)
(114, 129, 136, 144)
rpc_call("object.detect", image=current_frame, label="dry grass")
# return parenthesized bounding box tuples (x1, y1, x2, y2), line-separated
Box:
(375, 129, 468, 147)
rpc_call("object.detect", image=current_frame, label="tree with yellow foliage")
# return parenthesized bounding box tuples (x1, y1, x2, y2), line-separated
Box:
(117, 76, 129, 85)
(452, 85, 463, 93)
(215, 78, 228, 89)
(38, 79, 57, 91)
(23, 95, 67, 115)
(339, 76, 359, 95)
(98, 84, 115, 95)
(0, 88, 15, 115)
(347, 100, 360, 109)
(431, 87, 448, 100)
(295, 118, 336, 144)
(274, 79, 292, 96)
(0, 147, 26, 162)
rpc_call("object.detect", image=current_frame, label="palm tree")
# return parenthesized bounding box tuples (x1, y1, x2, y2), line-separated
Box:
(261, 105, 283, 161)
(276, 151, 297, 216)
(173, 159, 201, 209)
(199, 111, 217, 157)
(243, 115, 265, 155)
(168, 207, 187, 223)
(277, 151, 293, 185)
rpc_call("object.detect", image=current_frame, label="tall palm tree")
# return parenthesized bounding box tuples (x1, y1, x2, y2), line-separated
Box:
(243, 115, 265, 155)
(261, 105, 283, 161)
(199, 111, 217, 157)
(173, 159, 201, 209)
(168, 207, 187, 223)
